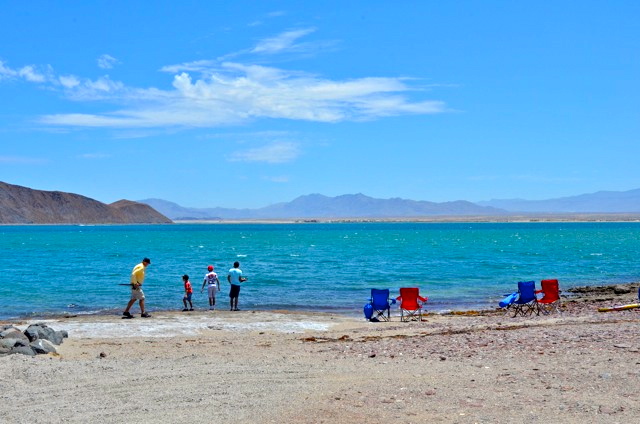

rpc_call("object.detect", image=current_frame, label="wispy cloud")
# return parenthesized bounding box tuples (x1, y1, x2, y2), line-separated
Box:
(250, 28, 317, 54)
(4, 28, 448, 130)
(228, 141, 301, 163)
(97, 54, 119, 70)
(160, 60, 218, 74)
(44, 62, 444, 128)
(0, 60, 49, 83)
(77, 153, 112, 159)
(248, 10, 287, 27)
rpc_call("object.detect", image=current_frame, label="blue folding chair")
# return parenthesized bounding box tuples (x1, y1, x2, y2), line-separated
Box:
(512, 280, 539, 317)
(368, 289, 396, 321)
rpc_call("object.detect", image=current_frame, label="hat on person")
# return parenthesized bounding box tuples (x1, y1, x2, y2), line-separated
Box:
(208, 265, 214, 271)
(143, 258, 151, 264)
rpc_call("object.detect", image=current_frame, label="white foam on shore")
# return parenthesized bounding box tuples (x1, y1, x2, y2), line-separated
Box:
(33, 314, 333, 339)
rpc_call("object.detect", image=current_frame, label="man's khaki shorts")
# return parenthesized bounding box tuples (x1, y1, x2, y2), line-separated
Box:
(130, 287, 145, 301)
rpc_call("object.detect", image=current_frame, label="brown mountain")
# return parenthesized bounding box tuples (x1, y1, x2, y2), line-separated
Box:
(0, 181, 172, 224)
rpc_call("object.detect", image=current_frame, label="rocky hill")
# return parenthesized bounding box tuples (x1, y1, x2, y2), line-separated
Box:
(0, 182, 172, 224)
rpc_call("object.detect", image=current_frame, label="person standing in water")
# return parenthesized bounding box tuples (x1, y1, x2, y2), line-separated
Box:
(201, 265, 220, 310)
(227, 261, 247, 311)
(182, 274, 194, 311)
(123, 257, 151, 318)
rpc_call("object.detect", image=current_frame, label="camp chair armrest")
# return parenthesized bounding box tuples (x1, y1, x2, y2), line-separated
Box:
(391, 298, 397, 304)
(534, 289, 543, 294)
(418, 296, 427, 302)
(396, 296, 402, 301)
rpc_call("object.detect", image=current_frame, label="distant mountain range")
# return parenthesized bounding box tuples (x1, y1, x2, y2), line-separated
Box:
(140, 194, 506, 220)
(3, 180, 638, 224)
(0, 181, 172, 224)
(478, 188, 640, 213)
(141, 188, 640, 220)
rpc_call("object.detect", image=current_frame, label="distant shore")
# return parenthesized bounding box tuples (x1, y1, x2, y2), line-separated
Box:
(173, 213, 640, 224)
(4, 213, 640, 225)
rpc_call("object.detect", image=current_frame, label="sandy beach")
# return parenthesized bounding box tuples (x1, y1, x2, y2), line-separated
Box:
(2, 285, 640, 424)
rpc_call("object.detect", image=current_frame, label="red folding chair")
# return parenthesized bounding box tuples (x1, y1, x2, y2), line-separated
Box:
(396, 287, 428, 322)
(536, 279, 561, 315)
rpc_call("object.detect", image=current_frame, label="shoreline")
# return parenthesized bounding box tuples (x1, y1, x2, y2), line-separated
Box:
(3, 281, 638, 324)
(4, 282, 638, 333)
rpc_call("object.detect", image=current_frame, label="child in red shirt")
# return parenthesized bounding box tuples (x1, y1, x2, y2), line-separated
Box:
(182, 274, 194, 311)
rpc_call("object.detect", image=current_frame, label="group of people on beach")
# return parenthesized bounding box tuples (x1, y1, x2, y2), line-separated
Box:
(122, 258, 247, 319)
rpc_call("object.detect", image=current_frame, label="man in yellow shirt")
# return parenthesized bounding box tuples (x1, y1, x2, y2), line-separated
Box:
(123, 257, 151, 318)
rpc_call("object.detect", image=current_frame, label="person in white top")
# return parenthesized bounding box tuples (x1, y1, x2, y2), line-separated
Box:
(201, 265, 220, 310)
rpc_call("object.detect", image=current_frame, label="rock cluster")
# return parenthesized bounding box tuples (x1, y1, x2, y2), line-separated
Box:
(0, 323, 68, 356)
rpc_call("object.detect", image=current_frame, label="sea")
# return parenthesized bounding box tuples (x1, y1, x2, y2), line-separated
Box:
(2, 222, 640, 320)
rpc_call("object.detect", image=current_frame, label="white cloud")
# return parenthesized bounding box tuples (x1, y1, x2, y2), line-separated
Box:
(160, 60, 218, 74)
(97, 54, 119, 69)
(0, 60, 48, 83)
(1, 29, 447, 129)
(77, 153, 111, 159)
(58, 75, 81, 88)
(251, 28, 316, 54)
(0, 60, 14, 79)
(18, 65, 46, 82)
(228, 141, 301, 164)
(41, 60, 445, 128)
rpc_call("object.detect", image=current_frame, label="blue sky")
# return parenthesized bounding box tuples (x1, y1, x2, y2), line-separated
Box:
(1, 1, 638, 208)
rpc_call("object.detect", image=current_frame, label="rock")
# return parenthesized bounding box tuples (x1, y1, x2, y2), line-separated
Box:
(30, 339, 57, 354)
(0, 328, 29, 343)
(10, 345, 35, 356)
(613, 285, 633, 295)
(0, 323, 68, 356)
(0, 338, 24, 349)
(25, 323, 67, 345)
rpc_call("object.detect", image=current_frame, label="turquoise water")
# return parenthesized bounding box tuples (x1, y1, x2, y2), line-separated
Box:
(1, 222, 639, 319)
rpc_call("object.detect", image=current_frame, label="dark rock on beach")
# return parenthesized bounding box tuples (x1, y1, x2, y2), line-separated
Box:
(564, 282, 639, 302)
(30, 339, 58, 354)
(0, 323, 67, 357)
(25, 323, 68, 345)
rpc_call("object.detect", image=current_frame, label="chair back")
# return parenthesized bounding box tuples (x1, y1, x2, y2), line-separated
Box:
(398, 287, 421, 310)
(517, 281, 536, 303)
(540, 279, 560, 302)
(371, 289, 391, 310)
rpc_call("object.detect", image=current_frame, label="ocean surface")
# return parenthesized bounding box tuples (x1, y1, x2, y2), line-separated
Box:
(2, 222, 640, 320)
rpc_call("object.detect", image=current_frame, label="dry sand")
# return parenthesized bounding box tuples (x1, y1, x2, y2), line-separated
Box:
(2, 286, 640, 424)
